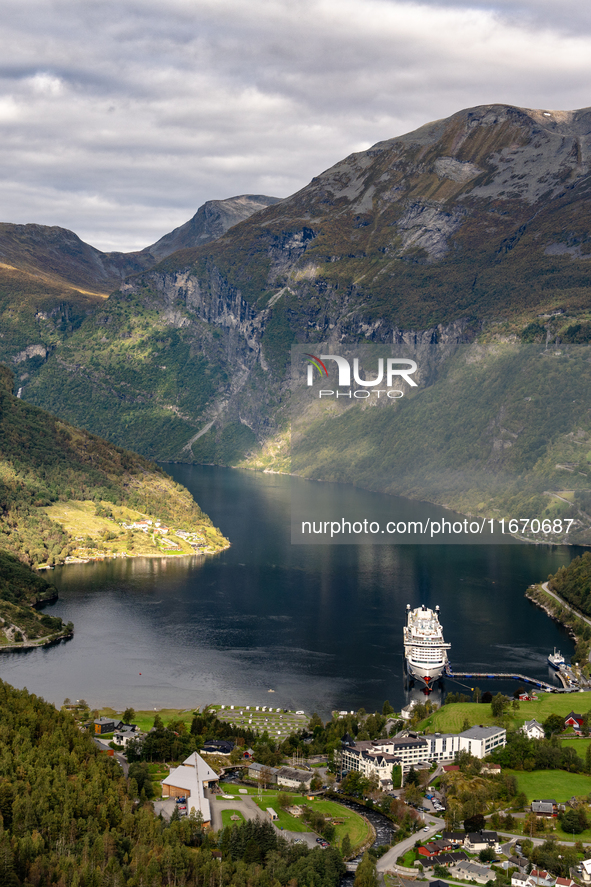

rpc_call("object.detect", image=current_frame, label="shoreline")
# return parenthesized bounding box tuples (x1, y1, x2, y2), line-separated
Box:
(35, 540, 231, 570)
(165, 461, 588, 549)
(0, 628, 73, 654)
(525, 583, 590, 663)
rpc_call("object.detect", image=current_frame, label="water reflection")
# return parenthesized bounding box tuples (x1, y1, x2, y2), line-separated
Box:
(0, 467, 580, 716)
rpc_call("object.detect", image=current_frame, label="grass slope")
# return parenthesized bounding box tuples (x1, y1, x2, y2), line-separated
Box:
(420, 694, 589, 733)
(219, 785, 371, 850)
(505, 769, 591, 802)
(0, 363, 228, 567)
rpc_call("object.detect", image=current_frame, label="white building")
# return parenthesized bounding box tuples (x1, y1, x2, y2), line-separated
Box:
(459, 725, 506, 757)
(342, 725, 506, 779)
(464, 831, 502, 853)
(276, 767, 314, 789)
(342, 736, 426, 776)
(427, 726, 505, 762)
(512, 876, 535, 887)
(161, 752, 219, 827)
(521, 719, 545, 740)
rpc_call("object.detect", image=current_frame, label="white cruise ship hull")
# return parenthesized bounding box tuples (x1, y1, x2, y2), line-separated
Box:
(405, 659, 446, 686)
(403, 604, 450, 689)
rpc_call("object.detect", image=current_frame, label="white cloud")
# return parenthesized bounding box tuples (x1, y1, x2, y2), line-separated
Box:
(0, 0, 590, 251)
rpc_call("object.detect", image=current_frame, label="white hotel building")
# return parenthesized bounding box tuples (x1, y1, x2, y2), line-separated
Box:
(341, 725, 506, 778)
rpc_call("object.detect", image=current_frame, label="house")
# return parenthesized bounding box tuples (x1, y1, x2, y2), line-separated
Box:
(432, 852, 467, 867)
(442, 765, 459, 773)
(521, 719, 545, 740)
(453, 860, 492, 884)
(275, 767, 314, 790)
(202, 739, 234, 755)
(481, 762, 502, 775)
(113, 727, 143, 748)
(511, 876, 535, 887)
(441, 831, 465, 845)
(531, 800, 558, 817)
(530, 870, 556, 887)
(247, 762, 279, 783)
(161, 752, 219, 828)
(401, 702, 417, 720)
(564, 712, 584, 729)
(555, 878, 576, 887)
(582, 860, 591, 884)
(464, 831, 501, 853)
(94, 717, 119, 734)
(418, 840, 453, 858)
(508, 856, 528, 871)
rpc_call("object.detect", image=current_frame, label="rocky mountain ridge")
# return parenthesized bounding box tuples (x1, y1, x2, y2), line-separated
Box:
(5, 103, 591, 478)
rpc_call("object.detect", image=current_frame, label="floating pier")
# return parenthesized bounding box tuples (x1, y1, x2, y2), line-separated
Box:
(445, 665, 561, 692)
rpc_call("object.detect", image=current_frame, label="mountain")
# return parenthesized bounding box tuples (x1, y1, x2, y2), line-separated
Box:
(3, 103, 591, 533)
(143, 195, 282, 260)
(14, 104, 591, 456)
(0, 194, 279, 370)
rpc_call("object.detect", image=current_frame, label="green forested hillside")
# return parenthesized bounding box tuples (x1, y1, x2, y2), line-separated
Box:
(291, 344, 591, 543)
(0, 363, 228, 568)
(0, 678, 345, 887)
(550, 551, 591, 616)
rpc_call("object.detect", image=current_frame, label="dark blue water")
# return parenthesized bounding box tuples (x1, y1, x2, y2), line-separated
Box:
(0, 466, 580, 716)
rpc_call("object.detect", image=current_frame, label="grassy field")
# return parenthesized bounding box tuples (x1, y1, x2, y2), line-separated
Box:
(98, 704, 309, 740)
(419, 693, 591, 733)
(211, 704, 308, 738)
(561, 738, 591, 754)
(218, 785, 371, 850)
(221, 809, 245, 827)
(44, 499, 227, 560)
(100, 707, 196, 733)
(147, 762, 170, 784)
(506, 769, 591, 802)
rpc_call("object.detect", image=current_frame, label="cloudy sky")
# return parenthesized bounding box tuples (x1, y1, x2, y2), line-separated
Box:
(2, 0, 591, 252)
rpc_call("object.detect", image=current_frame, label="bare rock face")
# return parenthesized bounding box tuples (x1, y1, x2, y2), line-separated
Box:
(144, 195, 282, 260)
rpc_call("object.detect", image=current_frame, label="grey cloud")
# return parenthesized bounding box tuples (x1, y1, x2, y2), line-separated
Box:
(0, 0, 591, 250)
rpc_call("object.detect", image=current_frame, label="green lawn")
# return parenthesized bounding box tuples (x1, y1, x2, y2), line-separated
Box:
(506, 769, 591, 802)
(100, 707, 195, 733)
(147, 762, 170, 784)
(221, 809, 245, 827)
(398, 849, 418, 868)
(561, 738, 591, 754)
(218, 785, 371, 850)
(420, 693, 591, 733)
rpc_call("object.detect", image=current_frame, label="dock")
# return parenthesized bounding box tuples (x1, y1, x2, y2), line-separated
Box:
(444, 665, 564, 692)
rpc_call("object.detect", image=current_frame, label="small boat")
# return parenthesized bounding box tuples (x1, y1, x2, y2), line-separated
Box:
(548, 648, 565, 670)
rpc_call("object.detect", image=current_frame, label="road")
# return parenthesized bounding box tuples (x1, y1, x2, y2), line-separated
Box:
(376, 815, 444, 873)
(541, 582, 591, 632)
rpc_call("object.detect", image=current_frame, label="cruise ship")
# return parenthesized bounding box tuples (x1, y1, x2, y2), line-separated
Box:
(404, 604, 451, 688)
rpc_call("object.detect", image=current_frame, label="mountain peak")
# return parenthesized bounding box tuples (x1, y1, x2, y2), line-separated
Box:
(144, 194, 282, 260)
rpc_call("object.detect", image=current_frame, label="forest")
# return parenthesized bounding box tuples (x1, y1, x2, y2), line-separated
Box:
(549, 551, 591, 618)
(0, 678, 346, 887)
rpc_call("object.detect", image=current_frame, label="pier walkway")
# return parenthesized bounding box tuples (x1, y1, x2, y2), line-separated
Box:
(444, 665, 561, 692)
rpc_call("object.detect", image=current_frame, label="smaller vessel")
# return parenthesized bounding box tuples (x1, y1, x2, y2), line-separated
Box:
(548, 648, 565, 670)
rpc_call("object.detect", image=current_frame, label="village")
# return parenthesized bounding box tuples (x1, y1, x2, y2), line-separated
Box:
(76, 690, 591, 887)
